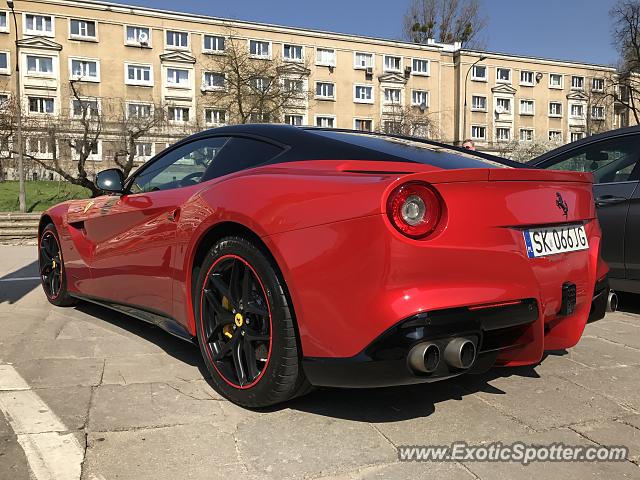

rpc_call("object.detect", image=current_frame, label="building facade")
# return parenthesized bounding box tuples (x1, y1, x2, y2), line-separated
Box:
(0, 0, 630, 179)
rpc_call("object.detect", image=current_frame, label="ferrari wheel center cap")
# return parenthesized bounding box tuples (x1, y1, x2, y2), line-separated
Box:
(234, 313, 244, 328)
(52, 260, 56, 268)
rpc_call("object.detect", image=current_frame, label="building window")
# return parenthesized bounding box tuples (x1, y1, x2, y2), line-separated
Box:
(0, 12, 7, 32)
(25, 14, 53, 36)
(570, 132, 584, 142)
(520, 129, 534, 141)
(471, 65, 487, 81)
(71, 140, 101, 161)
(411, 90, 428, 106)
(26, 55, 54, 75)
(496, 127, 511, 141)
(592, 78, 604, 92)
(0, 94, 8, 107)
(471, 95, 486, 111)
(549, 73, 563, 88)
(570, 104, 584, 117)
(203, 35, 225, 53)
(471, 125, 486, 140)
(249, 40, 270, 58)
(496, 68, 511, 83)
(412, 58, 429, 75)
(168, 106, 190, 122)
(283, 44, 303, 62)
(284, 114, 304, 126)
(72, 99, 99, 117)
(354, 85, 373, 103)
(571, 76, 584, 90)
(316, 48, 336, 66)
(203, 72, 225, 90)
(549, 102, 562, 117)
(384, 88, 401, 104)
(496, 97, 511, 114)
(520, 70, 534, 85)
(205, 109, 226, 125)
(316, 115, 335, 128)
(128, 103, 152, 118)
(134, 142, 153, 161)
(28, 97, 54, 114)
(126, 64, 153, 86)
(70, 19, 96, 39)
(315, 82, 335, 99)
(70, 59, 99, 81)
(549, 130, 562, 141)
(0, 52, 9, 73)
(384, 55, 402, 72)
(166, 30, 189, 49)
(354, 119, 372, 131)
(520, 99, 534, 115)
(126, 26, 151, 46)
(283, 78, 304, 95)
(28, 137, 53, 156)
(166, 68, 189, 86)
(591, 105, 605, 120)
(251, 76, 270, 92)
(354, 52, 373, 69)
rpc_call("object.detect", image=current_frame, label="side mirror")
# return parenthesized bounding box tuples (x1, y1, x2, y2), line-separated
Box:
(96, 168, 125, 193)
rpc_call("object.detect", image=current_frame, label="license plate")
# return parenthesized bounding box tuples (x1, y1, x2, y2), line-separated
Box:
(523, 225, 588, 258)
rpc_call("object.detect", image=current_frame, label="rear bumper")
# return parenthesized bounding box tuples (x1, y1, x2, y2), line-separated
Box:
(303, 299, 538, 388)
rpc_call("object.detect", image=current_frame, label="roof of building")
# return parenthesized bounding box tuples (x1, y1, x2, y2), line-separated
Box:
(32, 0, 617, 70)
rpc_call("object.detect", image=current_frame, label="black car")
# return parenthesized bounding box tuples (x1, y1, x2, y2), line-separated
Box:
(529, 126, 640, 294)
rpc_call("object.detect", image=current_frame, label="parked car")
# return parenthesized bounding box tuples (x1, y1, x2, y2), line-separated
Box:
(529, 126, 640, 295)
(39, 125, 608, 407)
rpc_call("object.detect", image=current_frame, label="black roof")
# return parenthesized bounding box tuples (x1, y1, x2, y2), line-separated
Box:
(528, 126, 640, 166)
(181, 124, 519, 169)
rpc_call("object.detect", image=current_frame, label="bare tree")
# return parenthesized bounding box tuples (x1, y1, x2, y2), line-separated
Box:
(21, 81, 104, 196)
(109, 98, 167, 178)
(403, 0, 487, 48)
(0, 92, 16, 182)
(200, 35, 312, 124)
(494, 138, 562, 163)
(378, 102, 440, 139)
(609, 0, 640, 123)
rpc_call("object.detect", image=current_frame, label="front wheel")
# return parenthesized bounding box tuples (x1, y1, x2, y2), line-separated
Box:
(38, 224, 77, 307)
(194, 236, 310, 407)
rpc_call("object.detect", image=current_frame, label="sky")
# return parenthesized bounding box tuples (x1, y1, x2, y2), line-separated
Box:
(106, 0, 620, 66)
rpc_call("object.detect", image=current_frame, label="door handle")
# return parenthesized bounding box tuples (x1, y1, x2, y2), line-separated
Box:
(167, 208, 180, 222)
(595, 195, 627, 207)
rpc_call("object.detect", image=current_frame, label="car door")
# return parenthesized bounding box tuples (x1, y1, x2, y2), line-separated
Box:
(85, 136, 229, 316)
(625, 175, 640, 283)
(536, 134, 640, 281)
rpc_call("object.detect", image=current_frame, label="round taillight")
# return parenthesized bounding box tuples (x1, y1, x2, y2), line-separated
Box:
(386, 182, 443, 239)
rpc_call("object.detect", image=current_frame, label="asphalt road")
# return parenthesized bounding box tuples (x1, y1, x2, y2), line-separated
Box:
(1, 245, 639, 479)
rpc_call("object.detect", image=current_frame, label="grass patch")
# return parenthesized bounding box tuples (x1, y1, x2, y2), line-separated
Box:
(0, 181, 91, 212)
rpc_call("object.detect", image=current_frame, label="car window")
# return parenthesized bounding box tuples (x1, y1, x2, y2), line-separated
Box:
(130, 137, 229, 193)
(540, 136, 639, 184)
(201, 137, 284, 181)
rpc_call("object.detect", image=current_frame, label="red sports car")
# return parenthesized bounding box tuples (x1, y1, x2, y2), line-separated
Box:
(38, 125, 610, 407)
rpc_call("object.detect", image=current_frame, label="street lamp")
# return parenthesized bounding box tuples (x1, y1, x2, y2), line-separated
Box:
(462, 55, 487, 146)
(7, 0, 26, 213)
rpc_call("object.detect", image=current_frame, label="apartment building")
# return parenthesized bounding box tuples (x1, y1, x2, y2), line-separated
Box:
(0, 0, 629, 178)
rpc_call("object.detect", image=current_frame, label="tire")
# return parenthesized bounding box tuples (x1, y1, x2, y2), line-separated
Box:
(194, 236, 310, 408)
(38, 224, 77, 307)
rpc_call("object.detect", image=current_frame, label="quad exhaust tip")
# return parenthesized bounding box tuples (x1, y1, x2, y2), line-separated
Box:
(607, 290, 618, 313)
(443, 338, 476, 370)
(408, 342, 441, 373)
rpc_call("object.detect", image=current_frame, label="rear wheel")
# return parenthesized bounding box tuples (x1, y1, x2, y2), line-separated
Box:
(194, 236, 310, 407)
(38, 224, 77, 307)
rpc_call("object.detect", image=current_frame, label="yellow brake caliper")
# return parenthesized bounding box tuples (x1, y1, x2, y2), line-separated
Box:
(222, 297, 234, 339)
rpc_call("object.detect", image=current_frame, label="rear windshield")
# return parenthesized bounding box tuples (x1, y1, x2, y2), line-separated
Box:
(310, 130, 512, 169)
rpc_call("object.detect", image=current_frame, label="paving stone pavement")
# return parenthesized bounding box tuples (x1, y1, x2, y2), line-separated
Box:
(0, 245, 639, 479)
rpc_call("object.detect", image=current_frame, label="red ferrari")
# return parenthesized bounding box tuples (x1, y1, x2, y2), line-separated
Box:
(39, 125, 610, 407)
